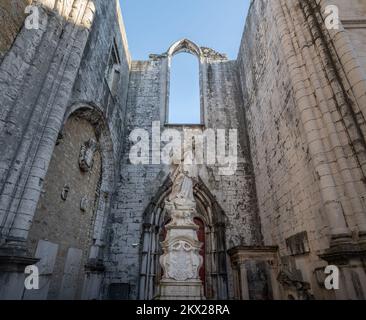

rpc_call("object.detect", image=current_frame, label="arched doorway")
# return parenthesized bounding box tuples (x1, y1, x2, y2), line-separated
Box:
(138, 177, 228, 300)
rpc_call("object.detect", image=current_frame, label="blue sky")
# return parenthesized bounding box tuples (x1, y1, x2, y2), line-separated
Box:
(119, 0, 251, 123)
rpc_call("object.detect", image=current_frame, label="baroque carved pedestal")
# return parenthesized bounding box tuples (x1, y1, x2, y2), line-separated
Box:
(158, 218, 204, 300)
(157, 163, 204, 300)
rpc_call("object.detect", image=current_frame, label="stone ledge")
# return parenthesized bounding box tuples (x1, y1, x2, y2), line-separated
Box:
(228, 246, 279, 265)
(319, 241, 366, 265)
(157, 280, 204, 300)
(0, 255, 39, 272)
(228, 245, 279, 254)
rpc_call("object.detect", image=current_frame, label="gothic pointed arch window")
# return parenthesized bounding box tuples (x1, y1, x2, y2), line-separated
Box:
(166, 39, 203, 125)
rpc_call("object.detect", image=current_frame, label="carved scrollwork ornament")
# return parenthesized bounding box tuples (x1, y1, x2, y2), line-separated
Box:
(160, 239, 202, 281)
(79, 138, 98, 172)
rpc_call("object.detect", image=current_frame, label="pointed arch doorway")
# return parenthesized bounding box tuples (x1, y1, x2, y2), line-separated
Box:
(138, 177, 228, 300)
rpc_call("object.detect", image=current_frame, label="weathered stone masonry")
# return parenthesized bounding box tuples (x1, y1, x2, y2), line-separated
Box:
(238, 0, 366, 299)
(103, 40, 262, 300)
(0, 0, 366, 300)
(0, 0, 130, 299)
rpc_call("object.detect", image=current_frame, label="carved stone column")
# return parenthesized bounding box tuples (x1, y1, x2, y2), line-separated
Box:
(157, 162, 204, 300)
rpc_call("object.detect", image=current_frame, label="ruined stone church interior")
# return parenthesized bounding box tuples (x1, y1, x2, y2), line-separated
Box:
(1, 0, 366, 301)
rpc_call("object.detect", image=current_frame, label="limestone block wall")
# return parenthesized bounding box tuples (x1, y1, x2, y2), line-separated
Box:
(1, 0, 365, 301)
(238, 0, 366, 299)
(27, 116, 102, 300)
(0, 0, 96, 252)
(0, 0, 130, 244)
(104, 45, 262, 299)
(201, 58, 264, 299)
(202, 59, 262, 248)
(335, 0, 366, 75)
(238, 0, 328, 299)
(0, 0, 32, 63)
(68, 0, 131, 163)
(104, 59, 168, 299)
(0, 0, 131, 299)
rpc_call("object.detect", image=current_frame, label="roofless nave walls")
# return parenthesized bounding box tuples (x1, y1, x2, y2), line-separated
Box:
(0, 0, 366, 300)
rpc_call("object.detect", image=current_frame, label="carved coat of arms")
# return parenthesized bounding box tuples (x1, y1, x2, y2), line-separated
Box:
(162, 240, 201, 281)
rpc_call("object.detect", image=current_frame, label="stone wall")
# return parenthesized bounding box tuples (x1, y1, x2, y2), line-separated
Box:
(104, 41, 262, 299)
(104, 59, 168, 299)
(1, 0, 366, 301)
(27, 116, 101, 300)
(238, 0, 327, 299)
(0, 0, 32, 63)
(202, 59, 261, 247)
(337, 0, 366, 73)
(69, 0, 131, 163)
(0, 0, 131, 300)
(237, 0, 366, 299)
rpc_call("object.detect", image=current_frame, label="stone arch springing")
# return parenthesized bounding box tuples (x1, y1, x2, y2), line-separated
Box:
(138, 176, 229, 300)
(164, 39, 205, 125)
